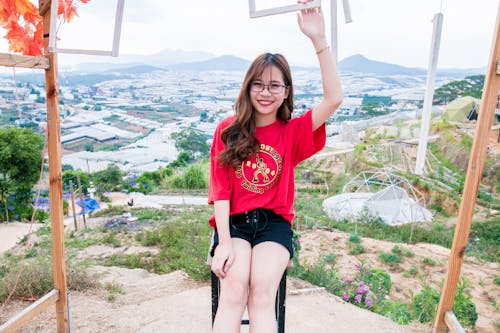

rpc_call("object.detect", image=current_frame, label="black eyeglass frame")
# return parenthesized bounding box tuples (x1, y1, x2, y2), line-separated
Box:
(250, 81, 288, 94)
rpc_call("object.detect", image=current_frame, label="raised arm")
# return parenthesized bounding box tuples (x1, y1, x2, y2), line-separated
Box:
(297, 1, 343, 131)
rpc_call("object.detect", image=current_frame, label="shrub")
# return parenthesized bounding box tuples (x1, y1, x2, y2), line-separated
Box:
(363, 268, 392, 301)
(378, 252, 401, 267)
(422, 257, 437, 266)
(391, 245, 402, 254)
(411, 279, 477, 326)
(452, 279, 478, 327)
(348, 243, 365, 255)
(349, 233, 361, 243)
(341, 263, 391, 311)
(411, 284, 440, 323)
(494, 276, 500, 286)
(290, 257, 343, 295)
(0, 257, 97, 303)
(377, 300, 412, 324)
(169, 164, 207, 189)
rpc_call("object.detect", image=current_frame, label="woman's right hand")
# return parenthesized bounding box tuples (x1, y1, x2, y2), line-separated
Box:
(211, 242, 235, 279)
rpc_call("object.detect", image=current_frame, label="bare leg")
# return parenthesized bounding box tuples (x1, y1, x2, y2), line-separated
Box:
(248, 241, 289, 333)
(212, 238, 252, 333)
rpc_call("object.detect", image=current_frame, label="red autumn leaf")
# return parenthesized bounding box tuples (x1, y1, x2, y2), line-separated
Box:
(1, 0, 92, 56)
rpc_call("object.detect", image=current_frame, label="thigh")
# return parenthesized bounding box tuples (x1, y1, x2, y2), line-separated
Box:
(250, 241, 289, 291)
(219, 238, 252, 293)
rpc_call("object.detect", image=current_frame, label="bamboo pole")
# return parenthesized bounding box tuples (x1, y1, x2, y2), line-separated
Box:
(432, 4, 500, 332)
(39, 1, 69, 332)
(76, 174, 87, 229)
(69, 180, 78, 230)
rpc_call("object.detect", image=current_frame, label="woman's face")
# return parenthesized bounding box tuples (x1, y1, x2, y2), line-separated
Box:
(249, 65, 289, 126)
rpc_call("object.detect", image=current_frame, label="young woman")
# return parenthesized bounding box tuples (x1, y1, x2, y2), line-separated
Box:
(208, 2, 342, 332)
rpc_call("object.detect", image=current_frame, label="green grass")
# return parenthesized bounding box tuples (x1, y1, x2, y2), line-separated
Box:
(421, 257, 437, 266)
(378, 252, 402, 267)
(0, 256, 98, 303)
(100, 206, 213, 281)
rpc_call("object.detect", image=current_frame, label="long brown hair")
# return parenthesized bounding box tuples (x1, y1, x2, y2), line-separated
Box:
(217, 53, 294, 168)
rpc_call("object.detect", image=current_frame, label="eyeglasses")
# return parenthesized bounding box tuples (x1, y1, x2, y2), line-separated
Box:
(250, 81, 287, 94)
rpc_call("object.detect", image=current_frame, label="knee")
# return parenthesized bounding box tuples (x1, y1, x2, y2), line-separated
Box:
(220, 283, 248, 310)
(248, 285, 275, 310)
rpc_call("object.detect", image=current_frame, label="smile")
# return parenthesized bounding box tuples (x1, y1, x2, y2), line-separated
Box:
(258, 100, 274, 107)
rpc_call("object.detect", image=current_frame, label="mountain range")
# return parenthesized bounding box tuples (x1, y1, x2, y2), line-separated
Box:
(2, 49, 484, 83)
(59, 49, 482, 77)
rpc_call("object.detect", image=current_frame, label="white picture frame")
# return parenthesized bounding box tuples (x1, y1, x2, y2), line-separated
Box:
(249, 0, 321, 18)
(48, 0, 124, 56)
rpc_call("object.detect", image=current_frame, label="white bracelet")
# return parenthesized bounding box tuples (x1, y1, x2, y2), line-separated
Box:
(315, 45, 330, 55)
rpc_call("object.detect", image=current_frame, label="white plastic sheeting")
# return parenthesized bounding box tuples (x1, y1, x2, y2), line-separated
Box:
(322, 169, 432, 225)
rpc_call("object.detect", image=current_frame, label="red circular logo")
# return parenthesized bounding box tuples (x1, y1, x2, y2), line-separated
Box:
(237, 145, 282, 193)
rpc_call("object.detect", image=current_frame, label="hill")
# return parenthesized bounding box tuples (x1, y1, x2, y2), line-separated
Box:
(338, 54, 426, 76)
(53, 49, 483, 75)
(338, 54, 482, 77)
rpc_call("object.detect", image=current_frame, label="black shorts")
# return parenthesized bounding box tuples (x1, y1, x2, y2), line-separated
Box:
(210, 208, 294, 259)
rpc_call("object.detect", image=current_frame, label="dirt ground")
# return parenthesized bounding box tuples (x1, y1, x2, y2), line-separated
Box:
(0, 222, 41, 254)
(0, 201, 498, 332)
(1, 266, 430, 333)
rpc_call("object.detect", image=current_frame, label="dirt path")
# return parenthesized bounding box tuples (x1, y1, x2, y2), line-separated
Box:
(0, 267, 430, 333)
(1, 204, 498, 332)
(0, 222, 42, 254)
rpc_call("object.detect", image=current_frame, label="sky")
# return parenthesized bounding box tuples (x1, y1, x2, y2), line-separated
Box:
(0, 0, 499, 69)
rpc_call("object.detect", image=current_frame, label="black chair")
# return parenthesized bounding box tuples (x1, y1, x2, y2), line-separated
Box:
(210, 269, 287, 332)
(206, 232, 288, 332)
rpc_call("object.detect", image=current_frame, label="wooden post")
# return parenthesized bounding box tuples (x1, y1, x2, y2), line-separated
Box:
(76, 174, 87, 229)
(432, 3, 500, 332)
(39, 0, 69, 332)
(68, 180, 78, 230)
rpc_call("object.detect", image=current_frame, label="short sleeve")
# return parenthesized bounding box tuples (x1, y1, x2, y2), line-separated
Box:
(208, 119, 233, 204)
(290, 110, 326, 164)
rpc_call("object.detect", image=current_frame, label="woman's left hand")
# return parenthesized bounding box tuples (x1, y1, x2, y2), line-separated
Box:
(297, 0, 326, 42)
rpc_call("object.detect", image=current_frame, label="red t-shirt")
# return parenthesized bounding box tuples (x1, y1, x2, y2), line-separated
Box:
(208, 109, 326, 227)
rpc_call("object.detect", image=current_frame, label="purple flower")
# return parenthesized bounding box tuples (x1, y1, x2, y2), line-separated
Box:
(14, 214, 19, 219)
(354, 264, 361, 269)
(8, 205, 14, 211)
(344, 278, 351, 284)
(358, 281, 365, 286)
(342, 293, 350, 301)
(356, 285, 370, 294)
(364, 296, 373, 308)
(354, 294, 362, 303)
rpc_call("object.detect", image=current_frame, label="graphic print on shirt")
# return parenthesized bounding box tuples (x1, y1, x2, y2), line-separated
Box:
(236, 143, 282, 194)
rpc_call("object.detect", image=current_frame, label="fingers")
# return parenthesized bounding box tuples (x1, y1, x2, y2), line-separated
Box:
(212, 259, 227, 279)
(223, 253, 235, 274)
(298, 0, 320, 15)
(212, 250, 235, 279)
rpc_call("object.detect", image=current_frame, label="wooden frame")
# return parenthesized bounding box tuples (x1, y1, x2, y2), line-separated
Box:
(444, 311, 466, 333)
(0, 290, 59, 333)
(432, 3, 500, 332)
(0, 1, 70, 332)
(248, 0, 353, 61)
(249, 0, 321, 18)
(0, 53, 50, 69)
(48, 0, 125, 56)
